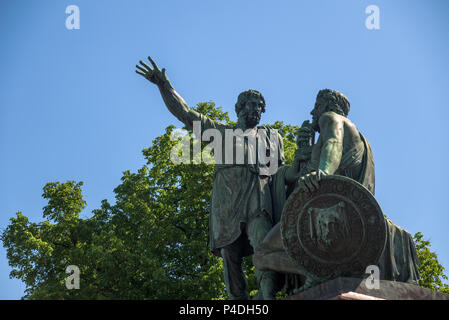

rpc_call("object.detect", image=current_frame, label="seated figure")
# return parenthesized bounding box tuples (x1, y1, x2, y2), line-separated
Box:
(256, 89, 420, 295)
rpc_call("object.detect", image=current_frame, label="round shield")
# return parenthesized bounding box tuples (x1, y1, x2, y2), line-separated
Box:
(280, 175, 386, 280)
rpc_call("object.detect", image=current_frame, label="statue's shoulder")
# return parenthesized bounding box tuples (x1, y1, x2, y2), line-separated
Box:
(257, 124, 280, 133)
(318, 112, 346, 130)
(257, 125, 284, 139)
(320, 111, 343, 122)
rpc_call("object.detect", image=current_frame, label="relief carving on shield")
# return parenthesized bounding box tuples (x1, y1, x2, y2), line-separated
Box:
(281, 175, 386, 280)
(308, 201, 351, 252)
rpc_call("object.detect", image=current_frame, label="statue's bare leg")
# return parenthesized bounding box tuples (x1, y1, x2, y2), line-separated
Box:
(253, 223, 300, 274)
(253, 223, 320, 293)
(247, 216, 283, 300)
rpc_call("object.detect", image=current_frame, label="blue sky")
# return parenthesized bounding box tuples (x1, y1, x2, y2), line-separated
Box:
(1, 0, 448, 299)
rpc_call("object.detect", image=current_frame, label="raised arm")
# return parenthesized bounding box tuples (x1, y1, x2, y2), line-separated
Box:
(296, 113, 343, 193)
(136, 56, 209, 131)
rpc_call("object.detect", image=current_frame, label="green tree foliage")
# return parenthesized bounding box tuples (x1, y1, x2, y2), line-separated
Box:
(413, 232, 449, 293)
(1, 181, 91, 298)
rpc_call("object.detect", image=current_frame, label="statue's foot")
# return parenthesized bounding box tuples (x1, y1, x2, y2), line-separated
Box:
(251, 289, 275, 300)
(293, 277, 319, 294)
(256, 283, 276, 300)
(262, 291, 276, 300)
(256, 272, 280, 300)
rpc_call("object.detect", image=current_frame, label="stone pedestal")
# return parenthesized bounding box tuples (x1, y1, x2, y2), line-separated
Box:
(288, 277, 449, 300)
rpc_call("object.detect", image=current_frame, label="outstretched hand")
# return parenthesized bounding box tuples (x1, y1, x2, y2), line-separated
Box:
(136, 56, 170, 88)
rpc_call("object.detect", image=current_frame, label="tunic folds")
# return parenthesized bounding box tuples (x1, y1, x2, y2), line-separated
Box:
(180, 112, 285, 257)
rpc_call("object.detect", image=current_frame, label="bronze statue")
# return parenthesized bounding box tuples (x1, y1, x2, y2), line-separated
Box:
(136, 57, 286, 300)
(136, 56, 419, 298)
(254, 89, 419, 294)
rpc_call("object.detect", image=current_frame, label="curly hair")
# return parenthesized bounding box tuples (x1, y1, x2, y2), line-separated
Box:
(316, 89, 350, 117)
(235, 89, 266, 115)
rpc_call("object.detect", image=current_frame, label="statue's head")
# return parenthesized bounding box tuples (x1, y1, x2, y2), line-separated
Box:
(311, 89, 350, 131)
(235, 89, 266, 128)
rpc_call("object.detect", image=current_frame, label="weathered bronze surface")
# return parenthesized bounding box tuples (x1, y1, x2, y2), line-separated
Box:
(137, 60, 420, 299)
(254, 89, 419, 296)
(136, 57, 285, 300)
(281, 175, 386, 281)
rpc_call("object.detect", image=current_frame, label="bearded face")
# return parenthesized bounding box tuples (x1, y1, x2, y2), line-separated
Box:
(310, 98, 327, 132)
(239, 96, 264, 128)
